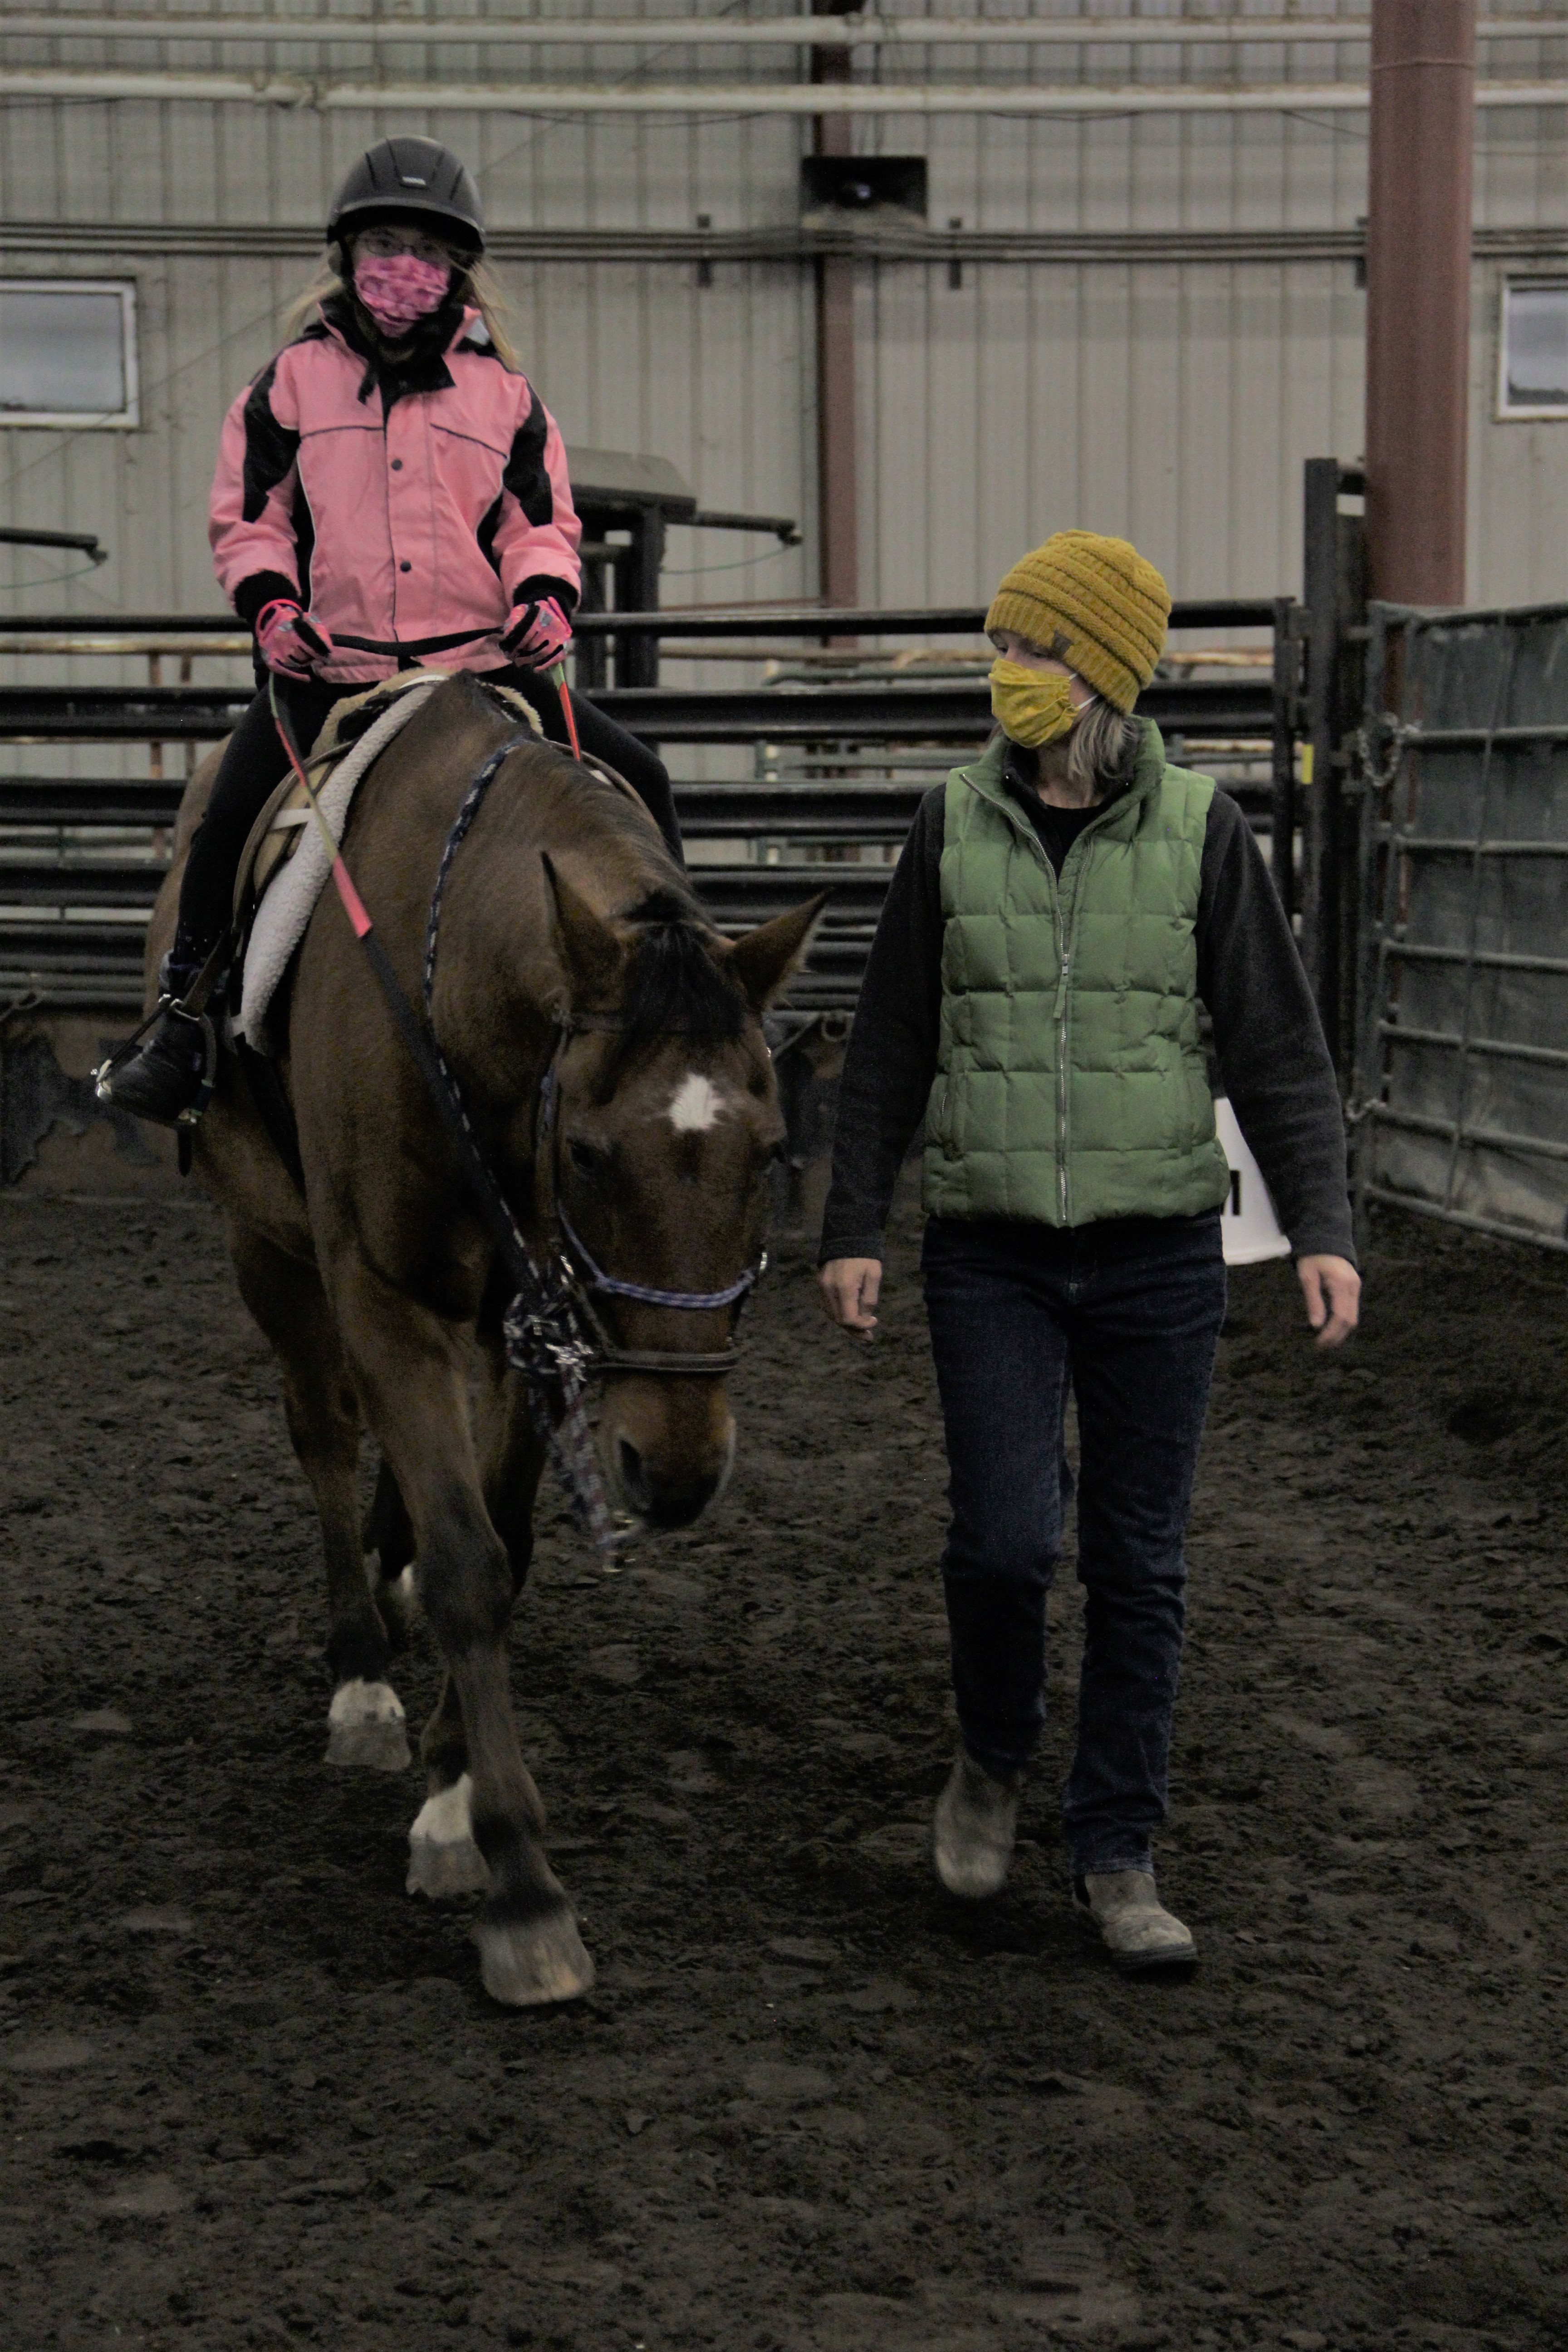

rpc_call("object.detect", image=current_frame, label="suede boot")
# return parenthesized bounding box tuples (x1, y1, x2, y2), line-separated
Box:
(1073, 1868, 1196, 1973)
(932, 1751, 1022, 1899)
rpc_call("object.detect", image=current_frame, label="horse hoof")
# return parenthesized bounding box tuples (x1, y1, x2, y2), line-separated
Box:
(406, 1773, 491, 1900)
(475, 1910, 597, 2008)
(324, 1679, 412, 1773)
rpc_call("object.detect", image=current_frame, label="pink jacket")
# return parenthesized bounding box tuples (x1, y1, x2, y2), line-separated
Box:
(209, 303, 582, 687)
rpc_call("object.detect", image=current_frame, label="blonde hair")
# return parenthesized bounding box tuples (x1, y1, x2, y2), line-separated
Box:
(280, 249, 521, 372)
(1068, 696, 1145, 795)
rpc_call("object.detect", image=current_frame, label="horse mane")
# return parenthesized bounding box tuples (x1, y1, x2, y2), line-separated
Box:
(617, 886, 746, 1049)
(454, 681, 747, 1073)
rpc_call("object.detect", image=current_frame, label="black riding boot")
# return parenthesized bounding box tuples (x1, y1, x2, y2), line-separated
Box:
(96, 941, 216, 1127)
(98, 675, 335, 1127)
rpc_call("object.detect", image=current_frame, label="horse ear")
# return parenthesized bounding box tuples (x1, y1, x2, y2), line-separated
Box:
(724, 892, 828, 1012)
(540, 852, 622, 1003)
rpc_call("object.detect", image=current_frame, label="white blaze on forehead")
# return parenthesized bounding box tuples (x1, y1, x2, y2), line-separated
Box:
(668, 1072, 726, 1132)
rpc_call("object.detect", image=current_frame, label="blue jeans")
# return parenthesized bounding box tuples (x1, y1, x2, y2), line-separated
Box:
(920, 1211, 1226, 1877)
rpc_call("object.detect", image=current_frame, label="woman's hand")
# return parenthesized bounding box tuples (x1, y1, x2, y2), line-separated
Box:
(1297, 1254, 1360, 1348)
(818, 1257, 882, 1336)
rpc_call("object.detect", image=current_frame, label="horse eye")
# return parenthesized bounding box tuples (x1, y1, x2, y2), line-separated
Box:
(568, 1137, 606, 1180)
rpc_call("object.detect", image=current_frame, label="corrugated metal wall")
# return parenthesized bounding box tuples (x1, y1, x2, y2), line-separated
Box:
(1, 2, 1564, 776)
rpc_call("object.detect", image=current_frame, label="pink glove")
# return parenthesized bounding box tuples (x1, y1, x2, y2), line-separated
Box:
(255, 598, 334, 678)
(500, 596, 573, 670)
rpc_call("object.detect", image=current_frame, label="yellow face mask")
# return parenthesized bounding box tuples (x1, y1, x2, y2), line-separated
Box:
(989, 657, 1078, 749)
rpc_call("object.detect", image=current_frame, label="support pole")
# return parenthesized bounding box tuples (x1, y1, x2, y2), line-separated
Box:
(1364, 0, 1475, 606)
(812, 0, 859, 612)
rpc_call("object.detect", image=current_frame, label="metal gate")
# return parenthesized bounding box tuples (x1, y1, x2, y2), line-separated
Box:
(1352, 598, 1568, 1251)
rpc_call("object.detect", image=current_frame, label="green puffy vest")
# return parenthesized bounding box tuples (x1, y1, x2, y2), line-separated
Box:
(922, 722, 1230, 1226)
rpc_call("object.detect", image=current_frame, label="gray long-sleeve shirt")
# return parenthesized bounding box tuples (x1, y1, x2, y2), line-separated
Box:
(818, 741, 1355, 1266)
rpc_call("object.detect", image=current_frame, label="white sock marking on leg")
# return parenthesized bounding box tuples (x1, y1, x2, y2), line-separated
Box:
(328, 1678, 406, 1730)
(410, 1772, 475, 1848)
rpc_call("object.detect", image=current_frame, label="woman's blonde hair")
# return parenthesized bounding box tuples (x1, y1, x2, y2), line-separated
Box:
(1068, 694, 1144, 795)
(280, 249, 521, 371)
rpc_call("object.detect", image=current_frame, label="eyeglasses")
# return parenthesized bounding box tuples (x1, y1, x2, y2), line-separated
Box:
(354, 224, 460, 268)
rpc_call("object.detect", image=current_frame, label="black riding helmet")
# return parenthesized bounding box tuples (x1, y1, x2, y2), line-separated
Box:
(327, 136, 485, 260)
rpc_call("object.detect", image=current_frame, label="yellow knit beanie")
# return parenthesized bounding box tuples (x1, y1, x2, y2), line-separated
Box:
(985, 530, 1171, 713)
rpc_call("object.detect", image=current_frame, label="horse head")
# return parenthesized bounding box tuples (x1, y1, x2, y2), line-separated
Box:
(540, 858, 824, 1530)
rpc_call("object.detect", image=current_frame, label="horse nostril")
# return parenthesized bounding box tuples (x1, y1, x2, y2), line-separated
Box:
(617, 1437, 649, 1509)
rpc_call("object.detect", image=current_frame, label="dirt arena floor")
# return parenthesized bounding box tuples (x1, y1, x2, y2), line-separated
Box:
(1, 1187, 1565, 2352)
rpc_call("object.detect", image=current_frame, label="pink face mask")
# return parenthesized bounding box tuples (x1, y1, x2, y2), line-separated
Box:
(353, 252, 452, 338)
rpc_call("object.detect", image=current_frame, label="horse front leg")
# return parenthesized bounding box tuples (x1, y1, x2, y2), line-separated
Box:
(476, 1328, 548, 1597)
(333, 1258, 593, 2006)
(404, 1344, 549, 1901)
(227, 1220, 412, 1773)
(362, 1455, 420, 1655)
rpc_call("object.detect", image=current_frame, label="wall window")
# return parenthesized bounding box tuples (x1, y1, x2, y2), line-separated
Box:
(1498, 278, 1568, 421)
(0, 279, 139, 428)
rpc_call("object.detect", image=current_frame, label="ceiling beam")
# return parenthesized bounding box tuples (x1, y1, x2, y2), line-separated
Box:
(3, 13, 1554, 46)
(0, 66, 1563, 112)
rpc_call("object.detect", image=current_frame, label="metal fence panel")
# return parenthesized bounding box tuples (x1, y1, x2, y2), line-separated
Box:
(1354, 599, 1568, 1251)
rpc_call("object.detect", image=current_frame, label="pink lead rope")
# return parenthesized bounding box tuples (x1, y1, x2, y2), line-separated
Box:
(269, 657, 582, 936)
(551, 661, 582, 760)
(268, 674, 374, 941)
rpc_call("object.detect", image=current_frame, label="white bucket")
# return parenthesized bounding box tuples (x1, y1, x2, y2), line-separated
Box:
(1215, 1097, 1291, 1266)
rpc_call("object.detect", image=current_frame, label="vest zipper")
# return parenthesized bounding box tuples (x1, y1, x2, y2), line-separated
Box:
(1057, 897, 1072, 1223)
(969, 763, 1133, 1230)
(1052, 816, 1114, 1227)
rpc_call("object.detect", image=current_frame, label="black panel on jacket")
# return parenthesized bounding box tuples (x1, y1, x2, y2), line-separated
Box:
(239, 357, 301, 525)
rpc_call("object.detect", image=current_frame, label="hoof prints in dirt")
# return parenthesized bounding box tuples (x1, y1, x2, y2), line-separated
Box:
(0, 1198, 1566, 2347)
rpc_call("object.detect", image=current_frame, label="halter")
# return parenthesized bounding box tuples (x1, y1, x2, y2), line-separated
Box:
(421, 722, 765, 1391)
(534, 1024, 764, 1380)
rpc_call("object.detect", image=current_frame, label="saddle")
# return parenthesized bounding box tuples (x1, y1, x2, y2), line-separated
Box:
(211, 666, 643, 1189)
(229, 669, 542, 1052)
(232, 671, 544, 946)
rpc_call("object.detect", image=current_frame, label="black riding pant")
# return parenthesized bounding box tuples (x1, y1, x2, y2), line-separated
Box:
(176, 665, 682, 960)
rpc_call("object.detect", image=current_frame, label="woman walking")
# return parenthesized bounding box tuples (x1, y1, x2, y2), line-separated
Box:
(818, 531, 1359, 1970)
(105, 133, 680, 1125)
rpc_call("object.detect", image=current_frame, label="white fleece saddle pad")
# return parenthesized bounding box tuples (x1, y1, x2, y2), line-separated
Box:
(235, 670, 540, 1048)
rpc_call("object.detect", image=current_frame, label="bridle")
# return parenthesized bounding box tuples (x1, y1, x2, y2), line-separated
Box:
(402, 715, 767, 1550)
(422, 738, 766, 1384)
(534, 1016, 764, 1381)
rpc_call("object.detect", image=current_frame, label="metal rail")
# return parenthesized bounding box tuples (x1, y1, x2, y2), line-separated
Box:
(0, 597, 1277, 642)
(7, 66, 1566, 114)
(0, 675, 1277, 745)
(0, 526, 108, 564)
(0, 600, 1298, 1020)
(13, 15, 1551, 47)
(8, 220, 1568, 269)
(570, 598, 1279, 639)
(1379, 832, 1568, 858)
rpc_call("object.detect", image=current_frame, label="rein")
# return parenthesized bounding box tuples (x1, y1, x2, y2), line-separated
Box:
(269, 683, 757, 1556)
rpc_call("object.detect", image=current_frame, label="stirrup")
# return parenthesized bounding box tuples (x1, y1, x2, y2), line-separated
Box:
(93, 950, 223, 1128)
(94, 995, 219, 1127)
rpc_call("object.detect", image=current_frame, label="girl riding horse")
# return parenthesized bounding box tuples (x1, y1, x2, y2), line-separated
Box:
(105, 133, 681, 1125)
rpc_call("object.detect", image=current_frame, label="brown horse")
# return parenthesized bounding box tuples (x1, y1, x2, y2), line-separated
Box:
(147, 673, 819, 2005)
